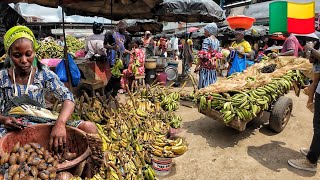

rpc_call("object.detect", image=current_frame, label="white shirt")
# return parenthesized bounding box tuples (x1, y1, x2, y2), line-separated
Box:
(171, 37, 179, 50)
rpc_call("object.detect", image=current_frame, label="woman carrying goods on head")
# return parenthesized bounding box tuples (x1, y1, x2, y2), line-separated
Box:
(228, 29, 252, 76)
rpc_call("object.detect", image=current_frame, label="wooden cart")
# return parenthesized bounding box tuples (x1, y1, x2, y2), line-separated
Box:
(199, 96, 293, 132)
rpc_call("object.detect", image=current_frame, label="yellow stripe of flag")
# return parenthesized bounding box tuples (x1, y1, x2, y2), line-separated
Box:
(288, 1, 315, 19)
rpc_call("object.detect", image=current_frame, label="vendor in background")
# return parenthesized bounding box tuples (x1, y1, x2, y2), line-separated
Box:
(85, 22, 106, 61)
(142, 31, 154, 58)
(195, 23, 220, 89)
(170, 34, 179, 60)
(288, 42, 320, 172)
(121, 38, 145, 92)
(272, 33, 303, 58)
(0, 26, 97, 153)
(184, 32, 194, 74)
(158, 35, 167, 57)
(228, 29, 252, 75)
(56, 36, 65, 47)
(104, 20, 131, 97)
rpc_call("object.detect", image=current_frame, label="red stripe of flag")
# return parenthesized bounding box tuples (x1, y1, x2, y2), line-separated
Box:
(288, 17, 315, 34)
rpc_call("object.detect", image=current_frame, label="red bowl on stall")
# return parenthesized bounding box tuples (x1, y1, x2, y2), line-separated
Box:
(227, 15, 256, 30)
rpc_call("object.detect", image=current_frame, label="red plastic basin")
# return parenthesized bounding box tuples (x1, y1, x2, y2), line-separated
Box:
(0, 124, 91, 171)
(227, 15, 256, 30)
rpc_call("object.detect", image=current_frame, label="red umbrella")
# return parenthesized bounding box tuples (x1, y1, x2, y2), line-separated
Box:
(188, 27, 199, 33)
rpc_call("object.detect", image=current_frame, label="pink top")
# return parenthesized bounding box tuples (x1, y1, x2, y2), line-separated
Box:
(281, 34, 303, 57)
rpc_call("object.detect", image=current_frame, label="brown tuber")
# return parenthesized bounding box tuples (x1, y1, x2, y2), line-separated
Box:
(56, 172, 74, 180)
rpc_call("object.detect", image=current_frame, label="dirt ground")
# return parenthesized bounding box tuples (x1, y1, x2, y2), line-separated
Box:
(119, 60, 318, 179)
(156, 81, 319, 180)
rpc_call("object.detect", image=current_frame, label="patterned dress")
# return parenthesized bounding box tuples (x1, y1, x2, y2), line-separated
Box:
(198, 37, 220, 89)
(0, 66, 78, 137)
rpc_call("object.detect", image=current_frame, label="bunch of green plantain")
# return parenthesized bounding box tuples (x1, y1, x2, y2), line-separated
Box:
(160, 92, 180, 111)
(66, 35, 85, 54)
(111, 59, 124, 78)
(36, 41, 64, 59)
(198, 70, 304, 124)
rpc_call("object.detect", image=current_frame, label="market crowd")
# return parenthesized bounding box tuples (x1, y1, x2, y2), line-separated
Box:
(0, 18, 319, 176)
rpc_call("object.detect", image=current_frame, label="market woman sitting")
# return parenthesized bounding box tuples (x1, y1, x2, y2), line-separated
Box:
(0, 26, 97, 150)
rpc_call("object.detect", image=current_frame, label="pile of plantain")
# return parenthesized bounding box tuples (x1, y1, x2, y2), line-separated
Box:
(0, 142, 59, 180)
(197, 70, 305, 123)
(36, 41, 64, 60)
(68, 88, 187, 180)
(65, 35, 85, 54)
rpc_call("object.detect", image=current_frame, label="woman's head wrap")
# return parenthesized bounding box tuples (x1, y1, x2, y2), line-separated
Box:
(204, 23, 218, 36)
(4, 26, 39, 54)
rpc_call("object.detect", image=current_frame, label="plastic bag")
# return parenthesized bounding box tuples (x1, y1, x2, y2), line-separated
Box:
(55, 53, 81, 87)
(228, 52, 246, 76)
(56, 60, 67, 82)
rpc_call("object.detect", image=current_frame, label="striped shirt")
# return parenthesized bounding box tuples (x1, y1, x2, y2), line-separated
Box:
(0, 66, 74, 113)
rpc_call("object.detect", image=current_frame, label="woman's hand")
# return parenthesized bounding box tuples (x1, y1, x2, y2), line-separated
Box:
(49, 122, 67, 153)
(3, 117, 23, 130)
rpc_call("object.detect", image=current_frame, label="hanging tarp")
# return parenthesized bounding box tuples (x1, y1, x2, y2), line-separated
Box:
(125, 19, 163, 34)
(3, 0, 159, 20)
(152, 0, 226, 23)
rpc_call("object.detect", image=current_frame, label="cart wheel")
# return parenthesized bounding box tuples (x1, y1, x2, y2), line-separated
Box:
(269, 96, 293, 133)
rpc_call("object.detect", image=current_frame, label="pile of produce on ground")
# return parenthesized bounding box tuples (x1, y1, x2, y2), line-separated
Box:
(196, 56, 312, 123)
(198, 56, 312, 93)
(0, 142, 78, 180)
(67, 86, 187, 179)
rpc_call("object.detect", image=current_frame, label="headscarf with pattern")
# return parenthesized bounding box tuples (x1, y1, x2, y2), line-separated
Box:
(4, 26, 39, 54)
(204, 23, 218, 36)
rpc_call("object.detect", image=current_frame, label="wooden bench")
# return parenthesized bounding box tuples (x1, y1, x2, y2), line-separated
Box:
(131, 75, 145, 92)
(81, 79, 105, 97)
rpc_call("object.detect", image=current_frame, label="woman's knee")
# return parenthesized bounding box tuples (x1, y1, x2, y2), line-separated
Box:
(78, 121, 98, 134)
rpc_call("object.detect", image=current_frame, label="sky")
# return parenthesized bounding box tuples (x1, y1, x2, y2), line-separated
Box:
(10, 3, 111, 23)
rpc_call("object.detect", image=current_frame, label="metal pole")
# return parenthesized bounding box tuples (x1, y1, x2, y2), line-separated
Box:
(111, 0, 113, 26)
(60, 0, 73, 90)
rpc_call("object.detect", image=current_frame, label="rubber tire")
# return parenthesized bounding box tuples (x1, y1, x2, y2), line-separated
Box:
(269, 96, 293, 133)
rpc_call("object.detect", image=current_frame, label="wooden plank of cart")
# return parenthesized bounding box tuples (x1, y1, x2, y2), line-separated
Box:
(197, 83, 302, 132)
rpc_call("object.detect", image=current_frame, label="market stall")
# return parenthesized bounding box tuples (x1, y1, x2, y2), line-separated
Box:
(195, 56, 312, 132)
(0, 1, 191, 179)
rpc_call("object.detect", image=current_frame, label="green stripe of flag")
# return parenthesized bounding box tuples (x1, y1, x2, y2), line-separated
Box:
(269, 1, 288, 34)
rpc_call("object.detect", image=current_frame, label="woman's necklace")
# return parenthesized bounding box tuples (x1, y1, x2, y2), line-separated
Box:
(15, 67, 33, 81)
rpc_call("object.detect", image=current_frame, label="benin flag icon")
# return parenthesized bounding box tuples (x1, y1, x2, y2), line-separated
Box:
(269, 1, 315, 34)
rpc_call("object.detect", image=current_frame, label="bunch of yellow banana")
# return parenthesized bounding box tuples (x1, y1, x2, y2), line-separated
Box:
(150, 137, 188, 158)
(160, 95, 179, 111)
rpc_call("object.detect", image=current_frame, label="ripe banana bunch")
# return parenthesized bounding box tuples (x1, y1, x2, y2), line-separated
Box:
(150, 137, 187, 158)
(84, 111, 102, 123)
